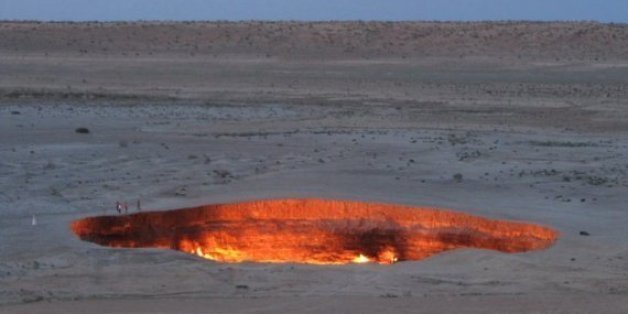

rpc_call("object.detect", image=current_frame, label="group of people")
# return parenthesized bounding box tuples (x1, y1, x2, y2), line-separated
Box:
(115, 200, 141, 214)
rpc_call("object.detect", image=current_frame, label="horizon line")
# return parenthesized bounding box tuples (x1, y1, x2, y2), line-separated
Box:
(1, 19, 625, 25)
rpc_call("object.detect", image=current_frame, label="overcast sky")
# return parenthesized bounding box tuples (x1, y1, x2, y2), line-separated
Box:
(0, 0, 627, 23)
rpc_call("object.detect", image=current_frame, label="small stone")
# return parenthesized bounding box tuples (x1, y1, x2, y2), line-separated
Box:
(453, 173, 463, 183)
(175, 187, 187, 196)
(579, 231, 590, 236)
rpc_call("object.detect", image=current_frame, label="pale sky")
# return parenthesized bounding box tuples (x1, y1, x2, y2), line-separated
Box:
(0, 0, 627, 23)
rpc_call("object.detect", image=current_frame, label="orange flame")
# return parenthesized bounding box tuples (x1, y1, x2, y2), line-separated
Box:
(352, 254, 371, 264)
(70, 199, 558, 265)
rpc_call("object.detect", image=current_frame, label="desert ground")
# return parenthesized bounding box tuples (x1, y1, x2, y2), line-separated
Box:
(1, 21, 628, 313)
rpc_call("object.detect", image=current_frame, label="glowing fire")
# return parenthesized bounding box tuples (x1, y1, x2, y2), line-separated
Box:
(70, 198, 558, 265)
(353, 254, 370, 264)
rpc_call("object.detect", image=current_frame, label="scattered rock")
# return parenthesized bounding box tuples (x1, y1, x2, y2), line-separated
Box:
(579, 231, 590, 236)
(22, 295, 44, 303)
(175, 187, 187, 197)
(587, 176, 608, 186)
(453, 173, 463, 183)
(75, 127, 90, 134)
(447, 134, 467, 146)
(11, 110, 21, 115)
(213, 170, 232, 178)
(457, 150, 481, 161)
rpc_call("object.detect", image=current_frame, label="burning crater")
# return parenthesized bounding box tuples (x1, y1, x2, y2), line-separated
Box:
(71, 199, 557, 265)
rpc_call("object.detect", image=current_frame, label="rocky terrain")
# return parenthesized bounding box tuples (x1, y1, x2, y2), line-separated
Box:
(0, 21, 627, 313)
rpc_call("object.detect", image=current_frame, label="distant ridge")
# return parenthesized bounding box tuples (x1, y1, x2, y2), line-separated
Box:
(1, 21, 627, 61)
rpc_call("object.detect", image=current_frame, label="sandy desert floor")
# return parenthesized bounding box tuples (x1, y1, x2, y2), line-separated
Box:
(1, 22, 628, 313)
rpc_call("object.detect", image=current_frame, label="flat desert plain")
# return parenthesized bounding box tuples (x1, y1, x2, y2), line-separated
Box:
(1, 22, 628, 313)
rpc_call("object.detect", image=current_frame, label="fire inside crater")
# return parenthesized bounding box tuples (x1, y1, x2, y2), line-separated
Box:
(71, 199, 558, 265)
